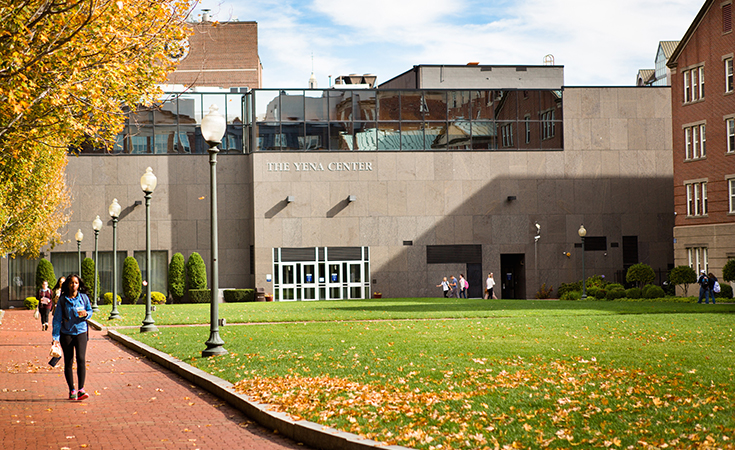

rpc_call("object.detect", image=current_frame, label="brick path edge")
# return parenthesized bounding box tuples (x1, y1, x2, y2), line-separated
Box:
(92, 320, 412, 450)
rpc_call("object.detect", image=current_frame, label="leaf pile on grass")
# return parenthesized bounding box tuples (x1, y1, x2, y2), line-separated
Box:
(232, 356, 733, 450)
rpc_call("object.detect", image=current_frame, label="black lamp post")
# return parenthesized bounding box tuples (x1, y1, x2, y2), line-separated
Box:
(108, 199, 122, 320)
(140, 167, 158, 333)
(92, 215, 102, 313)
(201, 105, 227, 357)
(578, 224, 587, 299)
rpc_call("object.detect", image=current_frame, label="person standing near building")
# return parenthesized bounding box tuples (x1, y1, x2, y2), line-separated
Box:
(458, 274, 467, 298)
(697, 270, 712, 304)
(436, 277, 450, 298)
(52, 275, 93, 400)
(485, 273, 496, 299)
(37, 280, 53, 331)
(707, 272, 718, 304)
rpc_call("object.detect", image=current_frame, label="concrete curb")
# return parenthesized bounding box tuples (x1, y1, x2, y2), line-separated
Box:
(97, 321, 411, 450)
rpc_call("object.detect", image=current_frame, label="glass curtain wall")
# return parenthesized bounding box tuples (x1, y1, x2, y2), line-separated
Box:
(133, 250, 169, 296)
(8, 256, 41, 301)
(245, 89, 563, 152)
(96, 251, 127, 298)
(51, 252, 80, 280)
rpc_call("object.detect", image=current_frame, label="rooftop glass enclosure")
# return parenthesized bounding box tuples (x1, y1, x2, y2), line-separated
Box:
(79, 88, 563, 154)
(244, 89, 563, 152)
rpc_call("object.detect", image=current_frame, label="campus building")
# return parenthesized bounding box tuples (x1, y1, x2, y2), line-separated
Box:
(0, 24, 676, 306)
(667, 0, 735, 281)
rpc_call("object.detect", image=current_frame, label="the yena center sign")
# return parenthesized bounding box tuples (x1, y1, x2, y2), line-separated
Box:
(266, 161, 373, 172)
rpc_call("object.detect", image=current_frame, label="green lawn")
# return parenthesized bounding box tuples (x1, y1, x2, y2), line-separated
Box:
(117, 298, 735, 449)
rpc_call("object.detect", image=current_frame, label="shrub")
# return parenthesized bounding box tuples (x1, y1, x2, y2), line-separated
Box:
(715, 283, 733, 299)
(534, 284, 553, 299)
(625, 287, 642, 299)
(723, 259, 735, 283)
(81, 257, 100, 300)
(151, 291, 167, 305)
(35, 259, 56, 292)
(626, 263, 655, 288)
(101, 293, 121, 305)
(168, 253, 186, 303)
(189, 289, 210, 303)
(606, 283, 624, 292)
(557, 282, 581, 298)
(593, 288, 607, 300)
(586, 275, 607, 289)
(224, 289, 255, 302)
(669, 266, 697, 296)
(25, 297, 39, 310)
(186, 252, 207, 290)
(643, 284, 666, 299)
(586, 287, 599, 299)
(606, 288, 626, 300)
(560, 290, 582, 301)
(122, 257, 142, 304)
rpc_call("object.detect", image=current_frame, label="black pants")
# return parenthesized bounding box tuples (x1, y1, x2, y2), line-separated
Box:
(60, 332, 88, 392)
(39, 308, 50, 325)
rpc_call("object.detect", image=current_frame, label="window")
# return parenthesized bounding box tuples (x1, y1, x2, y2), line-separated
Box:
(687, 247, 708, 274)
(726, 58, 733, 93)
(684, 124, 706, 159)
(729, 178, 735, 213)
(686, 181, 708, 216)
(728, 118, 735, 153)
(501, 123, 513, 147)
(524, 115, 531, 144)
(540, 109, 555, 140)
(683, 66, 705, 102)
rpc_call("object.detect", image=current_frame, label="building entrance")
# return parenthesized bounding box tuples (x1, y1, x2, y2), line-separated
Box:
(273, 247, 370, 301)
(500, 253, 526, 299)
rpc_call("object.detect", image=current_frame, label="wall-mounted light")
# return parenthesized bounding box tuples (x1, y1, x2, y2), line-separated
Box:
(507, 195, 517, 202)
(348, 195, 356, 202)
(286, 195, 294, 203)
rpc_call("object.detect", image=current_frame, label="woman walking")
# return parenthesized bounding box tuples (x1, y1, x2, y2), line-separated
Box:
(37, 280, 53, 330)
(51, 274, 93, 400)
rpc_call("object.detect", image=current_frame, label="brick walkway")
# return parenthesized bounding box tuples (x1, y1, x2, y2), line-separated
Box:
(0, 309, 309, 450)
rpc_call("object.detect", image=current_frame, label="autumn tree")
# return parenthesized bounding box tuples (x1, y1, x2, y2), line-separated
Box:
(0, 0, 192, 256)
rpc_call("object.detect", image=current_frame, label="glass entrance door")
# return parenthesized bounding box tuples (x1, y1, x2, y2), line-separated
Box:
(280, 263, 296, 300)
(347, 263, 363, 299)
(302, 264, 317, 300)
(327, 263, 342, 300)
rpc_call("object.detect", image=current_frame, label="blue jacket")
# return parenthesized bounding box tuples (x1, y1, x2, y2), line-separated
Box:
(52, 293, 93, 341)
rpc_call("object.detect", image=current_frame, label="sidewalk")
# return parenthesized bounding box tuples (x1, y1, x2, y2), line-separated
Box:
(0, 309, 308, 450)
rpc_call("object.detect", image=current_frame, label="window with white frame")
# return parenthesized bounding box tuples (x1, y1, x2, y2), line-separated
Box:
(524, 115, 531, 144)
(726, 58, 733, 93)
(686, 181, 708, 216)
(729, 178, 735, 213)
(540, 109, 555, 140)
(687, 247, 708, 274)
(727, 118, 735, 153)
(683, 66, 705, 102)
(684, 124, 706, 159)
(501, 123, 513, 147)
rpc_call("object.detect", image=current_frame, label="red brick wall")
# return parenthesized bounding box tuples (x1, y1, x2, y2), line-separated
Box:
(166, 21, 261, 89)
(671, 1, 735, 227)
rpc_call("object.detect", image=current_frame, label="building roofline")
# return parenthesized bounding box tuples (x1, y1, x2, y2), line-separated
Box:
(667, 0, 714, 68)
(379, 64, 565, 88)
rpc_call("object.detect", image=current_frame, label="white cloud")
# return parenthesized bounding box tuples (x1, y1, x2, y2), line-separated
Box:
(192, 0, 704, 88)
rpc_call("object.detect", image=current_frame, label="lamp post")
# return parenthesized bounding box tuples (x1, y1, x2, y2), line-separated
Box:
(108, 199, 122, 320)
(140, 167, 158, 333)
(92, 216, 103, 313)
(75, 229, 84, 275)
(201, 105, 227, 357)
(578, 224, 587, 299)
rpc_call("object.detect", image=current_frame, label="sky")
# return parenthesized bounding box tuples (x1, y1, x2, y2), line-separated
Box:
(192, 0, 704, 89)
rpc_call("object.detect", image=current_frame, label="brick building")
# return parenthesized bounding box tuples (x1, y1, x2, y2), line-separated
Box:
(165, 19, 262, 90)
(667, 0, 735, 279)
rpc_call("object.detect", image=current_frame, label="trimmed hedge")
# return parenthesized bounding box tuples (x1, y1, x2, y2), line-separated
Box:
(81, 257, 100, 300)
(35, 259, 56, 292)
(25, 297, 39, 310)
(643, 284, 666, 299)
(101, 293, 122, 306)
(625, 287, 642, 299)
(186, 252, 207, 290)
(151, 291, 167, 305)
(188, 289, 210, 303)
(122, 257, 142, 304)
(715, 283, 733, 299)
(224, 289, 255, 302)
(168, 253, 186, 302)
(606, 288, 626, 300)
